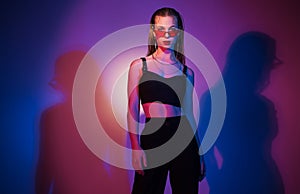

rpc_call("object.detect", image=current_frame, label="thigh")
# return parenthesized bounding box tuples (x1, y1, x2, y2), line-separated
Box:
(169, 138, 200, 194)
(131, 165, 168, 194)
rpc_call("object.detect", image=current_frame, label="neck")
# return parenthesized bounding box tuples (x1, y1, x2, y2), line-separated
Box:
(155, 46, 177, 62)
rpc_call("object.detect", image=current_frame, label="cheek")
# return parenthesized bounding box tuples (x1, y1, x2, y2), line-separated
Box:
(173, 35, 178, 42)
(155, 37, 164, 43)
(153, 34, 162, 43)
(171, 36, 178, 45)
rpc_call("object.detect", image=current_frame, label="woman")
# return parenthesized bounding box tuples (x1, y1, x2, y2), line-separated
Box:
(127, 7, 204, 194)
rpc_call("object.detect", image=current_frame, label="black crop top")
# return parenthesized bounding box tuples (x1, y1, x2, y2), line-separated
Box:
(138, 57, 187, 107)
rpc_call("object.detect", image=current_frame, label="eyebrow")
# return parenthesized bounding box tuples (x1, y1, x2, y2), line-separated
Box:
(155, 25, 177, 29)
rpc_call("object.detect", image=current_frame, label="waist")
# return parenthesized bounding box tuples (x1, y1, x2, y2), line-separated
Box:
(142, 102, 184, 118)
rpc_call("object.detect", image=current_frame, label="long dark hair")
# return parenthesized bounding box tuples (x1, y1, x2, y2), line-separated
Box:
(147, 7, 185, 65)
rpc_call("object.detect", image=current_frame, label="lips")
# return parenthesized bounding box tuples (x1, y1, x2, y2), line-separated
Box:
(163, 41, 171, 45)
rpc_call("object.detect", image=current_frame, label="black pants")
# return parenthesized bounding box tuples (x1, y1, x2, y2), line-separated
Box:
(132, 116, 200, 194)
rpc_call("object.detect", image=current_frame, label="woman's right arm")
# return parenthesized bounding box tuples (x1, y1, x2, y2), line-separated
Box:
(127, 59, 147, 175)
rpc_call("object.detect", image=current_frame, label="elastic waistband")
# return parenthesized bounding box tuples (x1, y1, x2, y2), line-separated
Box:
(145, 115, 185, 122)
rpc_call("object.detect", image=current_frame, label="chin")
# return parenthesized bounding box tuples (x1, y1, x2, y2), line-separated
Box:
(159, 45, 175, 51)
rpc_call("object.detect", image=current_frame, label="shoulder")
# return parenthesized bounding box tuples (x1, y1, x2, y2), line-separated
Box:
(129, 58, 144, 74)
(128, 58, 145, 80)
(184, 65, 194, 84)
(185, 66, 194, 77)
(129, 58, 143, 69)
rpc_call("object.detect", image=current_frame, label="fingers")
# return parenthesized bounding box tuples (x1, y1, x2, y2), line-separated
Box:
(133, 159, 142, 169)
(135, 160, 144, 176)
(142, 153, 147, 167)
(133, 158, 144, 176)
(200, 160, 206, 177)
(137, 170, 144, 176)
(137, 153, 147, 176)
(132, 149, 147, 176)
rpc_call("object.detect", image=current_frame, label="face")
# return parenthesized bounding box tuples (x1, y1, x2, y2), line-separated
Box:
(153, 16, 179, 50)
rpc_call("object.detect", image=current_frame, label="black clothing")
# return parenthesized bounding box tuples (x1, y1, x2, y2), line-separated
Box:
(131, 58, 200, 194)
(138, 57, 187, 107)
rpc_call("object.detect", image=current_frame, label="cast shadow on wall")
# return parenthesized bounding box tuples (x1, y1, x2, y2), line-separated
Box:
(200, 31, 285, 194)
(35, 51, 131, 194)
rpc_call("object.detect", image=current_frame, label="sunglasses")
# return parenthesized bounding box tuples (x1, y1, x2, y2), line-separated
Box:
(154, 28, 179, 37)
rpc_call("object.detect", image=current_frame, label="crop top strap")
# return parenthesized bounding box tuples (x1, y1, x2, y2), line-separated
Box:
(140, 57, 147, 72)
(183, 65, 187, 76)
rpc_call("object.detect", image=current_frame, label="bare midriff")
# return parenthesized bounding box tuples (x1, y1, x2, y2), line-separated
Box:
(142, 102, 184, 118)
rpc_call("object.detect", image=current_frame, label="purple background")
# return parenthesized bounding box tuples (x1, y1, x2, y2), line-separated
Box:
(2, 0, 300, 193)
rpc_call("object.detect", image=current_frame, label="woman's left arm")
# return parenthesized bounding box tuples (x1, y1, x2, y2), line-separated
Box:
(184, 67, 206, 180)
(183, 67, 200, 146)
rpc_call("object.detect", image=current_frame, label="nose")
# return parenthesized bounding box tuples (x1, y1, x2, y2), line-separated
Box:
(164, 31, 170, 38)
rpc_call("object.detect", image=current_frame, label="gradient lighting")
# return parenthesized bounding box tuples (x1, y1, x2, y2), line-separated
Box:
(71, 21, 222, 193)
(3, 0, 299, 194)
(49, 1, 300, 192)
(98, 47, 147, 131)
(72, 23, 223, 159)
(97, 47, 206, 133)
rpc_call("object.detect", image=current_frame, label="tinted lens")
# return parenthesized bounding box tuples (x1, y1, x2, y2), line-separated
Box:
(154, 30, 165, 37)
(154, 29, 178, 37)
(168, 29, 178, 37)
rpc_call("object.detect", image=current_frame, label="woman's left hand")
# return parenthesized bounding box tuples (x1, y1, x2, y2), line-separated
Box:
(199, 155, 206, 181)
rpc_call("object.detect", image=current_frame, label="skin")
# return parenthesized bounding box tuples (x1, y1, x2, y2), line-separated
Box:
(127, 15, 197, 175)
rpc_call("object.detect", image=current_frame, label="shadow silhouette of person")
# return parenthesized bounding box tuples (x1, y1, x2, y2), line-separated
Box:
(35, 51, 130, 194)
(200, 32, 285, 194)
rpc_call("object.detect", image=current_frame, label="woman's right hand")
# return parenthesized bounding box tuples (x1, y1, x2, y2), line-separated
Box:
(132, 146, 147, 176)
